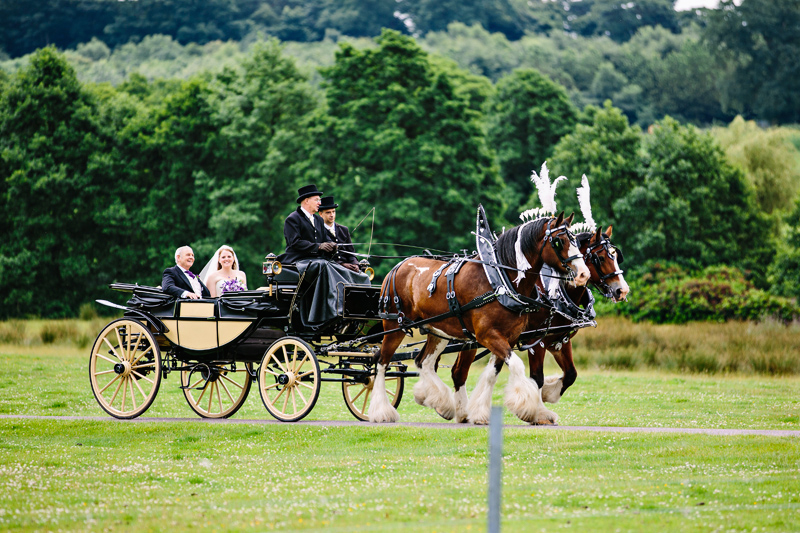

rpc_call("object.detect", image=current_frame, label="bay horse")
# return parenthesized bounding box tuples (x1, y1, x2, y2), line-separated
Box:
(367, 212, 590, 424)
(445, 225, 628, 424)
(532, 225, 629, 410)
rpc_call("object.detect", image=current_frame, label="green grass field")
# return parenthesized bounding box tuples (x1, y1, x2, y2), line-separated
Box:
(0, 319, 799, 531)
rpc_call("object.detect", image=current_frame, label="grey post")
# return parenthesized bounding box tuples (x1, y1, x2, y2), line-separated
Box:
(488, 405, 503, 533)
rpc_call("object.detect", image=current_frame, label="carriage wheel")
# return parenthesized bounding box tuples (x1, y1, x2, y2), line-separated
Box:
(181, 362, 253, 419)
(89, 318, 162, 419)
(342, 362, 405, 421)
(258, 337, 320, 422)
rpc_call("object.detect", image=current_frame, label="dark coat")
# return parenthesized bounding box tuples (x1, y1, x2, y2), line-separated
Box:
(280, 207, 335, 264)
(161, 265, 210, 298)
(327, 223, 357, 265)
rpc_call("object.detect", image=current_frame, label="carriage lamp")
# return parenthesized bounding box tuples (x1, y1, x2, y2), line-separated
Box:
(359, 259, 375, 281)
(263, 253, 282, 276)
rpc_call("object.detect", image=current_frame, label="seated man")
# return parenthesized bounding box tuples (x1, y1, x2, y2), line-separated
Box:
(162, 246, 210, 299)
(318, 195, 360, 273)
(280, 184, 337, 264)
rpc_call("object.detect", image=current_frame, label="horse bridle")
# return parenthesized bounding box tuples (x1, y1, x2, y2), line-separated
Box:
(541, 219, 583, 272)
(584, 236, 625, 298)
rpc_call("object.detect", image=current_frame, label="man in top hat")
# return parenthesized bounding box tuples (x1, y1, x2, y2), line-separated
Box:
(318, 196, 360, 273)
(280, 184, 337, 264)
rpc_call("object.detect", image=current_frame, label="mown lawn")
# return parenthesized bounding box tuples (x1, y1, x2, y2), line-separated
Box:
(0, 333, 799, 531)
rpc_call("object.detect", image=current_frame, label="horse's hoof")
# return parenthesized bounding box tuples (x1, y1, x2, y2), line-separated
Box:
(532, 419, 558, 426)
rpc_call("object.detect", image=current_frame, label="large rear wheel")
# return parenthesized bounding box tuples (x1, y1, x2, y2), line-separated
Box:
(258, 337, 320, 422)
(89, 318, 161, 419)
(181, 362, 252, 419)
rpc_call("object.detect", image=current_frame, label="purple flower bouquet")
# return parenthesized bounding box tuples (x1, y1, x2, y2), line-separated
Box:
(220, 278, 246, 294)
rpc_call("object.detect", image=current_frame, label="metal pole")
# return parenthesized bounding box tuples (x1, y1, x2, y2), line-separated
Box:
(488, 405, 503, 533)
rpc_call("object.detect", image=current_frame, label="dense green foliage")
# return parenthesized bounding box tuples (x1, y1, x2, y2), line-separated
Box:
(314, 31, 505, 256)
(613, 263, 800, 324)
(1, 1, 800, 320)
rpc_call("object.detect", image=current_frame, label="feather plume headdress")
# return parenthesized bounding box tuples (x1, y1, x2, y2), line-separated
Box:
(514, 162, 566, 285)
(570, 174, 597, 235)
(519, 162, 566, 222)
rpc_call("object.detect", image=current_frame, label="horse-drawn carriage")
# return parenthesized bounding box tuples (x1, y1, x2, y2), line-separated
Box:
(90, 199, 628, 425)
(90, 257, 412, 422)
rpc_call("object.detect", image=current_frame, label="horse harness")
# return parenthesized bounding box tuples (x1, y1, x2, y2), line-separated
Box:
(580, 233, 625, 299)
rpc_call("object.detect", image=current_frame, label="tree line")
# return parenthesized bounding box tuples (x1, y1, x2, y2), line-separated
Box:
(1, 28, 800, 319)
(2, 0, 799, 126)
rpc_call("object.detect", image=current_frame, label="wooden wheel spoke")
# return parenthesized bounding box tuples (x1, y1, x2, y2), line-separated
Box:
(109, 376, 125, 404)
(218, 377, 236, 403)
(269, 352, 287, 374)
(262, 382, 280, 391)
(121, 377, 128, 411)
(130, 370, 155, 385)
(128, 331, 144, 362)
(131, 361, 155, 371)
(289, 387, 297, 414)
(282, 386, 291, 413)
(188, 376, 205, 390)
(349, 384, 368, 403)
(95, 353, 119, 365)
(116, 326, 130, 361)
(294, 385, 307, 406)
(196, 381, 209, 404)
(132, 374, 148, 399)
(129, 346, 154, 367)
(219, 372, 245, 391)
(267, 385, 286, 405)
(361, 387, 371, 414)
(262, 367, 280, 377)
(206, 382, 215, 413)
(128, 378, 138, 410)
(296, 370, 315, 380)
(102, 338, 123, 362)
(215, 381, 223, 413)
(299, 381, 315, 391)
(293, 352, 310, 373)
(94, 369, 116, 376)
(98, 374, 121, 394)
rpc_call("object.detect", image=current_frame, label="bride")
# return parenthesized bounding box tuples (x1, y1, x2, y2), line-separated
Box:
(200, 245, 248, 297)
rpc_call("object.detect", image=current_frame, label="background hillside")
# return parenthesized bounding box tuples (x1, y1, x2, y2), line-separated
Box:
(1, 0, 800, 320)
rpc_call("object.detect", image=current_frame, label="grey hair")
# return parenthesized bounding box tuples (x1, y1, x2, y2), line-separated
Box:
(175, 245, 192, 261)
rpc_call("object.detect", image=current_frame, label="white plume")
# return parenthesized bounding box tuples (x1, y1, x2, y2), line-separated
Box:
(531, 162, 566, 215)
(571, 174, 597, 235)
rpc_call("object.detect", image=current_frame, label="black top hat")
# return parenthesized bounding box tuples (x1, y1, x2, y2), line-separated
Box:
(296, 184, 323, 203)
(319, 196, 339, 211)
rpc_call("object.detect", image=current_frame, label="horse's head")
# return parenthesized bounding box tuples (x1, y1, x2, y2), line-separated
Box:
(580, 225, 629, 302)
(540, 212, 590, 287)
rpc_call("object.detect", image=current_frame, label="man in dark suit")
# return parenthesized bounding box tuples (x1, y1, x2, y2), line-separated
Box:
(162, 246, 211, 299)
(280, 184, 337, 264)
(318, 196, 360, 273)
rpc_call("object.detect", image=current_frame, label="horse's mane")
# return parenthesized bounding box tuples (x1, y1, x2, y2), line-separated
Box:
(495, 217, 549, 269)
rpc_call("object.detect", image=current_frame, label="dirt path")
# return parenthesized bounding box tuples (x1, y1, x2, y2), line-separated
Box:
(1, 414, 797, 437)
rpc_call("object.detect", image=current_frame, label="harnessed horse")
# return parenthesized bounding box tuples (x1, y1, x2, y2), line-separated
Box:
(368, 212, 590, 424)
(532, 226, 628, 408)
(448, 225, 629, 424)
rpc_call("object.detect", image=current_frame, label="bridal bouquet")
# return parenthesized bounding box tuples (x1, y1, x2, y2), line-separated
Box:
(220, 278, 246, 294)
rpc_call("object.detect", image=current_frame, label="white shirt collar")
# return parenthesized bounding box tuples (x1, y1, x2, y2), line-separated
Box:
(324, 222, 335, 233)
(300, 206, 315, 223)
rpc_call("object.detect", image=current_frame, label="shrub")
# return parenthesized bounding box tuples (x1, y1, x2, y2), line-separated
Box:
(615, 263, 800, 324)
(40, 321, 78, 344)
(79, 302, 98, 321)
(0, 320, 27, 344)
